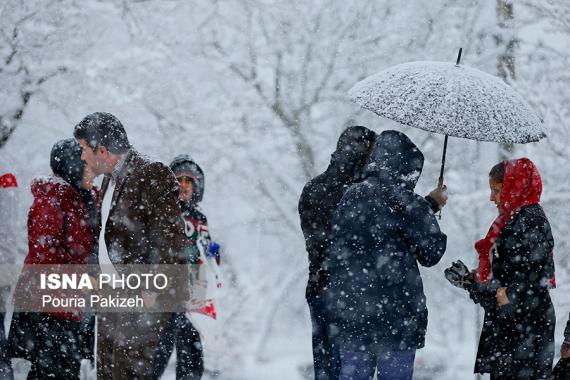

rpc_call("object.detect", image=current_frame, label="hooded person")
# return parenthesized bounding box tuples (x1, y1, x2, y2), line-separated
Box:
(298, 126, 376, 380)
(445, 158, 555, 379)
(9, 138, 98, 379)
(152, 155, 215, 379)
(324, 130, 447, 380)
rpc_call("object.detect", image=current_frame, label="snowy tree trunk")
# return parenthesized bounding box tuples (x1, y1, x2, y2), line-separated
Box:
(496, 0, 516, 160)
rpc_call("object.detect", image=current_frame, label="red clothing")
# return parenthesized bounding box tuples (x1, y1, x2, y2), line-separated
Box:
(25, 176, 97, 265)
(475, 158, 551, 284)
(0, 172, 17, 188)
(21, 176, 98, 320)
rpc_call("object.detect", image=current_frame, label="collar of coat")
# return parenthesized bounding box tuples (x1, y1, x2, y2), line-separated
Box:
(111, 149, 132, 183)
(99, 149, 136, 211)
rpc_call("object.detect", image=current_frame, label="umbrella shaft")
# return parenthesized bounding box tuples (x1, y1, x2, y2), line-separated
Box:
(438, 134, 449, 187)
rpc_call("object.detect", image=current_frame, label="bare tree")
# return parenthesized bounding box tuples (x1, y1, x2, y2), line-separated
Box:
(495, 0, 516, 160)
(193, 0, 404, 180)
(0, 2, 67, 148)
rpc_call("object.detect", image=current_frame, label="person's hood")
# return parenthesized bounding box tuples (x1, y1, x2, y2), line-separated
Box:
(326, 126, 375, 180)
(499, 157, 542, 216)
(170, 154, 204, 204)
(30, 175, 72, 199)
(364, 130, 424, 190)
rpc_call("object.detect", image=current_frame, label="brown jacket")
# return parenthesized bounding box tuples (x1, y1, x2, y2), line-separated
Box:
(97, 150, 189, 379)
(105, 150, 186, 264)
(101, 150, 189, 305)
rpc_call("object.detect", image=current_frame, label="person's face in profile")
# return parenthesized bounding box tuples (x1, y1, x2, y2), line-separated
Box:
(78, 139, 110, 176)
(177, 175, 194, 202)
(489, 176, 503, 213)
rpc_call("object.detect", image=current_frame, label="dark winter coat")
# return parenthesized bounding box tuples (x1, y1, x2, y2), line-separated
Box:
(9, 312, 92, 374)
(466, 204, 555, 378)
(324, 130, 447, 352)
(299, 126, 375, 299)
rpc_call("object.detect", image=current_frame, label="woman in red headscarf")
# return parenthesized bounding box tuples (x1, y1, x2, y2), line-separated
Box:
(445, 158, 555, 379)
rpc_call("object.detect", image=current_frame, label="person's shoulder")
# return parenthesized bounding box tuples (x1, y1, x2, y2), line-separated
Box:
(30, 175, 74, 201)
(191, 206, 208, 222)
(335, 181, 376, 214)
(144, 161, 173, 178)
(520, 203, 545, 216)
(301, 173, 328, 196)
(380, 190, 430, 217)
(130, 151, 168, 171)
(130, 151, 175, 182)
(299, 174, 330, 208)
(515, 204, 549, 228)
(339, 179, 377, 203)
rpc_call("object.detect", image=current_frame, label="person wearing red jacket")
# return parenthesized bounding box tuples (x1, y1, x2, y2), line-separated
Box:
(9, 138, 98, 379)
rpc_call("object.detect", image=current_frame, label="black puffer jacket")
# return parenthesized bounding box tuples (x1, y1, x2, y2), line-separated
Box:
(325, 130, 447, 352)
(466, 204, 555, 379)
(298, 126, 375, 298)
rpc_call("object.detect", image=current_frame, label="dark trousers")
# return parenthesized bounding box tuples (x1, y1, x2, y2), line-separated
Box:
(307, 296, 340, 380)
(552, 357, 570, 380)
(9, 313, 82, 380)
(339, 349, 415, 380)
(153, 312, 203, 380)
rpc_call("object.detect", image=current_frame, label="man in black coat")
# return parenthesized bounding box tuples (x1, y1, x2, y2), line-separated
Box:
(299, 126, 376, 380)
(324, 130, 447, 380)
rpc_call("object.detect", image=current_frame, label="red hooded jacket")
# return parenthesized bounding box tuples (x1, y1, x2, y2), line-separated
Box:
(26, 176, 98, 265)
(20, 176, 98, 320)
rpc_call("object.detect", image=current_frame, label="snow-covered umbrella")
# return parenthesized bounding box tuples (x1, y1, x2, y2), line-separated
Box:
(348, 49, 546, 186)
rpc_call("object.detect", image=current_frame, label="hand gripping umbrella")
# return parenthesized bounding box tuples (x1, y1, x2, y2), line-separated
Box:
(348, 48, 546, 188)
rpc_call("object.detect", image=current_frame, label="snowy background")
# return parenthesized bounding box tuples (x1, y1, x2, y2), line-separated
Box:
(1, 1, 569, 379)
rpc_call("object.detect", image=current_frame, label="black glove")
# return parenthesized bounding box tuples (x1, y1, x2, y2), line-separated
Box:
(444, 260, 473, 289)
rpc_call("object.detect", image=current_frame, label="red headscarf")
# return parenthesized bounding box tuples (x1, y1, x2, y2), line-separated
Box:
(475, 158, 553, 285)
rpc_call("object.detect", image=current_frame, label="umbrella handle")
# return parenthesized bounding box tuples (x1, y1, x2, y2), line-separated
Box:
(456, 47, 463, 66)
(437, 134, 449, 220)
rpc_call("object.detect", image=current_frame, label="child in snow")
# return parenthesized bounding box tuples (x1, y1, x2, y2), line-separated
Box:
(153, 154, 220, 380)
